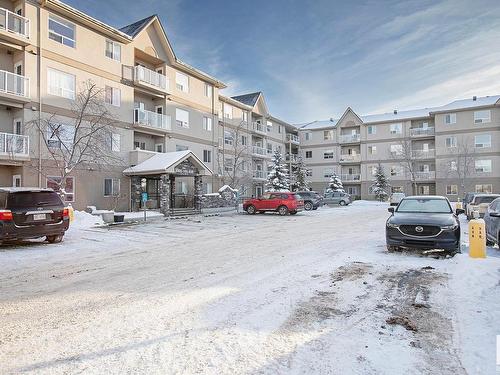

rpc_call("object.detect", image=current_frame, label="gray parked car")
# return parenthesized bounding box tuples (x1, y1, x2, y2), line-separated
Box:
(323, 191, 352, 206)
(485, 197, 500, 247)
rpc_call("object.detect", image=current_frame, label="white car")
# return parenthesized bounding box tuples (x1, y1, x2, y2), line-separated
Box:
(466, 194, 500, 219)
(389, 192, 405, 206)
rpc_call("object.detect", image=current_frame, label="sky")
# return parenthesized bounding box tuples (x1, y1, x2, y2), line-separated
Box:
(66, 0, 500, 124)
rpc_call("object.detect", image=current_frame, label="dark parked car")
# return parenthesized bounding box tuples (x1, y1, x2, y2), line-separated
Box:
(296, 191, 321, 210)
(386, 195, 463, 255)
(462, 192, 475, 212)
(0, 188, 70, 244)
(485, 197, 500, 247)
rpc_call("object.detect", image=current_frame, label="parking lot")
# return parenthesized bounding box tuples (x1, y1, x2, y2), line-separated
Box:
(0, 202, 499, 374)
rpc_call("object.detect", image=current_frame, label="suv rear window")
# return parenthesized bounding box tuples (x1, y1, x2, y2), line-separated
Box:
(7, 191, 63, 209)
(473, 196, 499, 204)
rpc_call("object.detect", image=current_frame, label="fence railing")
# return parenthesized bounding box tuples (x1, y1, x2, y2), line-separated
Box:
(0, 132, 29, 156)
(340, 174, 361, 181)
(134, 108, 171, 130)
(410, 127, 435, 136)
(411, 149, 435, 158)
(0, 70, 29, 98)
(415, 171, 436, 180)
(134, 65, 168, 91)
(339, 134, 360, 143)
(339, 154, 361, 162)
(253, 170, 268, 179)
(0, 8, 30, 38)
(252, 122, 267, 134)
(286, 134, 300, 143)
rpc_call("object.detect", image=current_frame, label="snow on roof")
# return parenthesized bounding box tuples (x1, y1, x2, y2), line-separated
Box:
(430, 95, 500, 113)
(360, 107, 437, 123)
(298, 119, 339, 130)
(123, 151, 212, 175)
(218, 185, 238, 193)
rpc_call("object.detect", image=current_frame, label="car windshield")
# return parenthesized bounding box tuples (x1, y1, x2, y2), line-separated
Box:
(294, 194, 302, 199)
(7, 191, 63, 208)
(473, 196, 499, 204)
(396, 198, 451, 213)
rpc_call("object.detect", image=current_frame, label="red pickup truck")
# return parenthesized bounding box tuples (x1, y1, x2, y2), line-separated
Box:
(243, 192, 304, 215)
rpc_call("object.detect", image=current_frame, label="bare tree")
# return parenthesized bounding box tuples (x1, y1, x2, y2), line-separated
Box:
(439, 136, 476, 197)
(28, 80, 123, 199)
(389, 139, 418, 195)
(217, 120, 253, 191)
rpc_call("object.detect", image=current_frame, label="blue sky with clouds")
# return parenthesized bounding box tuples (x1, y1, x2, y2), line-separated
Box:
(66, 0, 500, 123)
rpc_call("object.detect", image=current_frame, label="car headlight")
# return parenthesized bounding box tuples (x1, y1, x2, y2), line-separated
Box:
(441, 224, 459, 230)
(386, 222, 399, 228)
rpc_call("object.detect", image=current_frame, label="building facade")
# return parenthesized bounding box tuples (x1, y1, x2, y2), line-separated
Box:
(0, 0, 299, 211)
(299, 96, 500, 199)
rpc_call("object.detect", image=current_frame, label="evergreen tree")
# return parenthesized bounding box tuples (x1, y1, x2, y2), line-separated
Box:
(291, 156, 309, 191)
(327, 173, 344, 192)
(370, 163, 390, 201)
(266, 150, 290, 191)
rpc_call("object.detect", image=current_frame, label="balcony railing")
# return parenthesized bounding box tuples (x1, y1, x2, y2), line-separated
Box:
(339, 134, 360, 143)
(252, 122, 267, 135)
(286, 154, 298, 162)
(253, 170, 268, 179)
(134, 108, 171, 130)
(340, 174, 361, 181)
(415, 171, 436, 180)
(134, 65, 168, 91)
(339, 154, 361, 163)
(411, 149, 435, 158)
(410, 127, 435, 137)
(0, 70, 29, 98)
(286, 134, 300, 144)
(252, 146, 266, 157)
(0, 8, 30, 39)
(0, 132, 29, 156)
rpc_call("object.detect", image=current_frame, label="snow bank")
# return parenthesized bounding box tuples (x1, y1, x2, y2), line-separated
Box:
(69, 210, 103, 230)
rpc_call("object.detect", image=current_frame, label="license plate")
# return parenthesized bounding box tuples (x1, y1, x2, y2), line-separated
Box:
(33, 214, 46, 221)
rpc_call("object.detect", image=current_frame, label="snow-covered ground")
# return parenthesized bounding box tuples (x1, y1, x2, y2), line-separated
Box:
(0, 202, 499, 374)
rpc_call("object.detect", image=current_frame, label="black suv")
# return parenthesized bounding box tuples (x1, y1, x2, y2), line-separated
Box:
(0, 188, 70, 244)
(296, 191, 322, 210)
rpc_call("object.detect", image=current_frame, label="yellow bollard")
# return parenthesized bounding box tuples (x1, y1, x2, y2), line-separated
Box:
(456, 201, 462, 210)
(68, 205, 75, 223)
(469, 216, 486, 258)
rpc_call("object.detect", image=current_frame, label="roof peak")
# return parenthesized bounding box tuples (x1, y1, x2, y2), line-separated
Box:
(119, 15, 157, 37)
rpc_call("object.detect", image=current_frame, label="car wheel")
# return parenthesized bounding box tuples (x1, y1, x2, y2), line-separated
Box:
(486, 237, 494, 246)
(246, 205, 256, 215)
(312, 207, 318, 210)
(339, 200, 346, 206)
(304, 202, 313, 211)
(387, 245, 400, 253)
(278, 205, 289, 216)
(46, 234, 63, 244)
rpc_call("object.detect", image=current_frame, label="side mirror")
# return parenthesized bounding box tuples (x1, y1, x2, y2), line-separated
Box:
(388, 207, 394, 214)
(455, 208, 465, 215)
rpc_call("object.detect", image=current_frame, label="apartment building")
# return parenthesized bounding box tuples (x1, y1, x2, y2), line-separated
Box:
(0, 0, 298, 211)
(299, 96, 500, 199)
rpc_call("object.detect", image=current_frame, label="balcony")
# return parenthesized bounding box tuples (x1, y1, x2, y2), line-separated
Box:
(134, 108, 171, 131)
(286, 153, 298, 162)
(415, 171, 436, 180)
(253, 170, 268, 180)
(410, 127, 435, 137)
(0, 132, 29, 160)
(339, 134, 361, 143)
(339, 154, 361, 163)
(252, 122, 267, 136)
(0, 8, 30, 44)
(286, 134, 300, 144)
(251, 146, 272, 159)
(0, 70, 30, 102)
(340, 174, 361, 182)
(134, 65, 168, 93)
(411, 149, 435, 159)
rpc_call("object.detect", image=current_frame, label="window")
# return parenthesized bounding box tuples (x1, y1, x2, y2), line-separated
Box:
(104, 178, 120, 196)
(392, 186, 403, 193)
(47, 123, 74, 149)
(476, 184, 493, 193)
(47, 68, 75, 99)
(445, 136, 457, 148)
(305, 151, 312, 159)
(306, 169, 312, 177)
(475, 160, 492, 173)
(111, 133, 120, 152)
(241, 135, 248, 146)
(390, 144, 402, 155)
(242, 111, 248, 122)
(48, 15, 75, 47)
(390, 166, 401, 176)
(105, 40, 121, 61)
(305, 132, 312, 141)
(176, 145, 188, 151)
(13, 118, 22, 135)
(450, 161, 457, 171)
(367, 125, 376, 135)
(266, 121, 272, 132)
(134, 141, 146, 150)
(368, 146, 377, 155)
(203, 150, 211, 163)
(204, 83, 212, 98)
(46, 176, 75, 202)
(175, 108, 189, 128)
(202, 116, 212, 131)
(266, 143, 273, 154)
(446, 185, 458, 195)
(224, 130, 234, 145)
(105, 86, 121, 107)
(418, 186, 430, 195)
(203, 182, 212, 194)
(324, 169, 334, 178)
(324, 130, 334, 140)
(371, 166, 377, 176)
(224, 158, 233, 172)
(445, 113, 456, 124)
(474, 134, 491, 148)
(278, 125, 282, 134)
(323, 150, 334, 159)
(474, 110, 491, 124)
(390, 123, 402, 134)
(155, 143, 164, 153)
(175, 72, 189, 92)
(241, 161, 249, 172)
(223, 104, 233, 119)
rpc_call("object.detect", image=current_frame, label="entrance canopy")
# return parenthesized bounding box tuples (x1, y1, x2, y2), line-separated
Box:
(123, 150, 212, 177)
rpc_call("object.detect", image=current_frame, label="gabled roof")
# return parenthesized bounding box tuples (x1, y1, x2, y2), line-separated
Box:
(337, 107, 364, 126)
(298, 119, 339, 130)
(231, 92, 262, 107)
(430, 95, 500, 113)
(123, 151, 212, 176)
(119, 15, 156, 38)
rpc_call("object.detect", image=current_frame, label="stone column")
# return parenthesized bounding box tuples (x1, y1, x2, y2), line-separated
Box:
(131, 176, 142, 212)
(169, 175, 176, 210)
(159, 174, 170, 216)
(194, 175, 203, 211)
